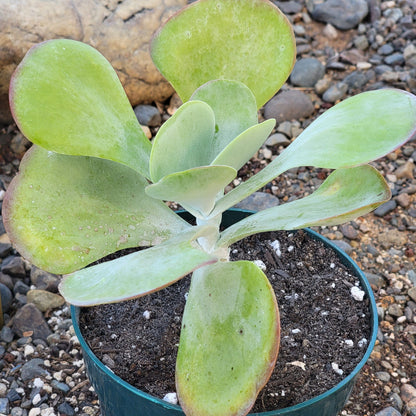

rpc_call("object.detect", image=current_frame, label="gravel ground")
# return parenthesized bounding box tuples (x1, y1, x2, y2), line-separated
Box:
(0, 0, 415, 415)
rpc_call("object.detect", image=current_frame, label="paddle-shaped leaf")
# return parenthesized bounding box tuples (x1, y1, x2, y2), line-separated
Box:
(218, 165, 391, 247)
(3, 147, 190, 274)
(212, 88, 416, 216)
(176, 262, 280, 416)
(151, 0, 295, 108)
(211, 120, 276, 171)
(59, 227, 218, 306)
(149, 101, 215, 182)
(9, 39, 151, 178)
(146, 166, 237, 218)
(280, 89, 416, 169)
(191, 80, 259, 159)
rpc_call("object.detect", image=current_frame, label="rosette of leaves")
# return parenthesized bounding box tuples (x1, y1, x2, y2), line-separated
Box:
(3, 1, 416, 415)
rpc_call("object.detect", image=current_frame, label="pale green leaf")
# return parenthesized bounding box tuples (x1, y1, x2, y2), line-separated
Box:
(218, 165, 391, 247)
(149, 101, 215, 182)
(212, 89, 416, 216)
(279, 89, 416, 169)
(9, 39, 151, 178)
(176, 261, 280, 416)
(3, 147, 190, 274)
(211, 119, 275, 171)
(191, 80, 259, 159)
(59, 227, 218, 306)
(151, 0, 295, 108)
(146, 166, 237, 218)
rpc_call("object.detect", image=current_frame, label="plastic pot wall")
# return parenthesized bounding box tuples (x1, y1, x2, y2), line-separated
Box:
(71, 208, 378, 416)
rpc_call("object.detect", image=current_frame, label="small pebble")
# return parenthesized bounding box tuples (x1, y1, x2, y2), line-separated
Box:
(134, 104, 162, 127)
(322, 82, 348, 103)
(375, 407, 402, 416)
(376, 371, 391, 382)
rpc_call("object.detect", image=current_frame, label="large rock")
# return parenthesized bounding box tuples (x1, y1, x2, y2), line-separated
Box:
(264, 90, 315, 123)
(27, 289, 66, 312)
(0, 0, 187, 125)
(306, 0, 368, 30)
(12, 303, 52, 340)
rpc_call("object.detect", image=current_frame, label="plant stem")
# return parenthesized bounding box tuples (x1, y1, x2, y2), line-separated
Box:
(196, 213, 229, 260)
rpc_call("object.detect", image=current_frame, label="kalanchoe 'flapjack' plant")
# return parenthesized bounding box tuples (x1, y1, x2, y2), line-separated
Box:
(3, 1, 416, 415)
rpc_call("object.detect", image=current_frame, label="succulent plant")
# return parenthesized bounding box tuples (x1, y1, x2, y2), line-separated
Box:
(3, 0, 416, 415)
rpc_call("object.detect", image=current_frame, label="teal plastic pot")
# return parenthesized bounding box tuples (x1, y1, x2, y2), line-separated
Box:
(71, 208, 378, 416)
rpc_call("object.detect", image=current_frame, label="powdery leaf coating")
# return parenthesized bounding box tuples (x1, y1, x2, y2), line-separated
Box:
(3, 147, 190, 274)
(211, 120, 276, 172)
(149, 100, 215, 182)
(176, 261, 280, 416)
(10, 39, 151, 178)
(191, 80, 259, 159)
(212, 88, 416, 216)
(151, 0, 296, 108)
(218, 165, 391, 247)
(60, 227, 218, 306)
(146, 165, 237, 218)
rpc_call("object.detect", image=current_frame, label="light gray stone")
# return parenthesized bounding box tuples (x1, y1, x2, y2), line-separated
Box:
(408, 270, 416, 286)
(390, 392, 403, 411)
(354, 35, 369, 50)
(343, 71, 368, 90)
(235, 192, 279, 211)
(1, 256, 26, 278)
(264, 90, 314, 123)
(21, 358, 50, 381)
(30, 267, 60, 293)
(331, 240, 353, 255)
(0, 326, 14, 343)
(26, 290, 65, 312)
(375, 371, 391, 382)
(365, 273, 385, 289)
(12, 303, 52, 340)
(387, 304, 403, 318)
(306, 0, 368, 30)
(375, 406, 402, 416)
(373, 200, 397, 217)
(290, 58, 325, 87)
(134, 104, 162, 127)
(0, 398, 9, 415)
(384, 53, 405, 66)
(275, 1, 302, 14)
(265, 133, 291, 147)
(322, 82, 348, 102)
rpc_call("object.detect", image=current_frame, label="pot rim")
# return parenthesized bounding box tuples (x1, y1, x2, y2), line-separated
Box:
(71, 208, 378, 415)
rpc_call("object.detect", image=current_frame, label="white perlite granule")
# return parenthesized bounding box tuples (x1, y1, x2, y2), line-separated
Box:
(331, 362, 344, 376)
(350, 286, 365, 301)
(269, 240, 281, 257)
(253, 259, 267, 271)
(163, 392, 178, 405)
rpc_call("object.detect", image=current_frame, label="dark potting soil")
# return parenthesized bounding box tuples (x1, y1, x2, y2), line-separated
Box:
(79, 230, 372, 412)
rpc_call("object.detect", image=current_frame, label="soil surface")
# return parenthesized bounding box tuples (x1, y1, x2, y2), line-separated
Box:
(80, 229, 372, 412)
